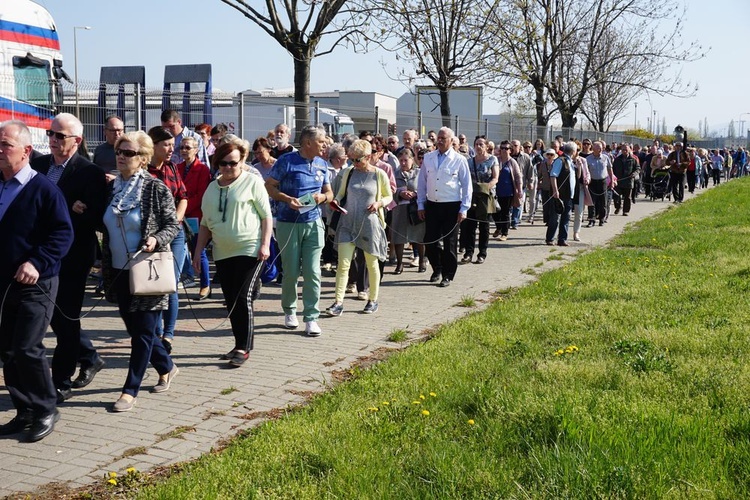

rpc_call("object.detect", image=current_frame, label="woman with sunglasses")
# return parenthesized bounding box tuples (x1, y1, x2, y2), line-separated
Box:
(102, 131, 180, 412)
(460, 136, 498, 262)
(176, 136, 212, 300)
(492, 141, 522, 241)
(193, 142, 272, 367)
(325, 140, 393, 316)
(146, 127, 188, 355)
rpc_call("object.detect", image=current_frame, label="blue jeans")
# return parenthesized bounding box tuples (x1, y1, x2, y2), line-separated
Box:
(511, 206, 521, 227)
(181, 236, 210, 288)
(157, 227, 186, 340)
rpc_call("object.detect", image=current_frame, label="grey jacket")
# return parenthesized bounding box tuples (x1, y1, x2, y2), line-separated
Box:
(103, 175, 179, 311)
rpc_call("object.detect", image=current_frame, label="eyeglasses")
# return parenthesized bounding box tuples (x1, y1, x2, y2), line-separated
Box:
(115, 149, 139, 158)
(45, 130, 77, 140)
(499, 146, 510, 150)
(105, 128, 124, 133)
(218, 160, 240, 167)
(179, 146, 194, 151)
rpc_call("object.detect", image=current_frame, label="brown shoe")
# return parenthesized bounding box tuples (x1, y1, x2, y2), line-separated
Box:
(197, 287, 211, 300)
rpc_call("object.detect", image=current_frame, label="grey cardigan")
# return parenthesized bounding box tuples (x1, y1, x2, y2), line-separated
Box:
(102, 175, 179, 311)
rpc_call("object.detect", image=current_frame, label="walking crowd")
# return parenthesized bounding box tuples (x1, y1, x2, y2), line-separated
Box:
(0, 111, 743, 442)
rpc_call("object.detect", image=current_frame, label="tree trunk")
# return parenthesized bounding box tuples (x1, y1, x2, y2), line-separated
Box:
(293, 55, 311, 144)
(439, 87, 452, 128)
(534, 85, 547, 127)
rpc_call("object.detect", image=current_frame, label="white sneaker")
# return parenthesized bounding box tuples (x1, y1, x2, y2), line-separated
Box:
(305, 321, 322, 337)
(284, 314, 299, 329)
(357, 291, 369, 301)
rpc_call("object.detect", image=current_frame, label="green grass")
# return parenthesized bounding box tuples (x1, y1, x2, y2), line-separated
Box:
(387, 328, 409, 343)
(456, 295, 476, 307)
(136, 181, 750, 498)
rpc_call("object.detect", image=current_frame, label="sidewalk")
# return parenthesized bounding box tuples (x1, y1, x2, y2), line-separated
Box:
(0, 193, 695, 497)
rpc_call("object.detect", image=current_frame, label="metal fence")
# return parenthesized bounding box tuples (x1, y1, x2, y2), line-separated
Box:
(4, 76, 715, 151)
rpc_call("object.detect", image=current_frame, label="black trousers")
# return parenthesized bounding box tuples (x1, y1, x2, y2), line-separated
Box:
(670, 172, 685, 202)
(589, 179, 607, 222)
(687, 171, 696, 193)
(493, 196, 513, 236)
(215, 256, 260, 352)
(50, 261, 99, 391)
(614, 186, 632, 214)
(540, 190, 552, 224)
(424, 201, 460, 280)
(0, 278, 58, 416)
(459, 210, 489, 258)
(712, 170, 721, 185)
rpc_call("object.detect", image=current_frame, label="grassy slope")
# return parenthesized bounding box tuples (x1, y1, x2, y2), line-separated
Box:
(139, 180, 750, 499)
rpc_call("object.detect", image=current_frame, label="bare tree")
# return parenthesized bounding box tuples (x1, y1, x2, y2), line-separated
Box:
(220, 0, 366, 136)
(371, 0, 503, 127)
(489, 0, 704, 129)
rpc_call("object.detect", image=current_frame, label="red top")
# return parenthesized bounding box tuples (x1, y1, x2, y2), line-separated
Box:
(148, 161, 188, 209)
(176, 158, 211, 220)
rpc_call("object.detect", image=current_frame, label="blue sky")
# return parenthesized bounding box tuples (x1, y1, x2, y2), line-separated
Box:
(40, 0, 750, 136)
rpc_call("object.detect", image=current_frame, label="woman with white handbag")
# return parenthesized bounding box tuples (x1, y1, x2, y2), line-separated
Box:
(101, 131, 180, 412)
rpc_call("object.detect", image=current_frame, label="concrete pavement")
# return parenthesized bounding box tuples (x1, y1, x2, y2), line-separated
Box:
(0, 192, 695, 497)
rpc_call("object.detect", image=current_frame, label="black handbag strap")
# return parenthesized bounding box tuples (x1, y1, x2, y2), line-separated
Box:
(339, 167, 354, 205)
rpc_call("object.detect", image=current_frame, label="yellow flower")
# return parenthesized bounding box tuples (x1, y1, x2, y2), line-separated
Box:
(569, 345, 579, 352)
(429, 392, 437, 397)
(126, 467, 136, 474)
(381, 401, 390, 406)
(108, 479, 117, 486)
(412, 400, 421, 405)
(565, 348, 573, 354)
(663, 284, 669, 289)
(419, 394, 426, 400)
(108, 472, 117, 478)
(368, 407, 379, 412)
(468, 419, 475, 425)
(421, 410, 430, 416)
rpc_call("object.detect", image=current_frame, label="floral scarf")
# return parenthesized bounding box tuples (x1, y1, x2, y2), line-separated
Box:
(111, 169, 146, 214)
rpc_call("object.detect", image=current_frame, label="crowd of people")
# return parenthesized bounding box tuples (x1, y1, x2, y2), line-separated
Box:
(0, 110, 743, 442)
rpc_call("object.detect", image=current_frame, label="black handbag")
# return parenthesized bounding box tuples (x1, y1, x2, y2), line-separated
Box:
(328, 168, 353, 231)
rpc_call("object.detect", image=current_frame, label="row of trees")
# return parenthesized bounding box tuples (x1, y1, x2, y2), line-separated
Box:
(220, 0, 704, 134)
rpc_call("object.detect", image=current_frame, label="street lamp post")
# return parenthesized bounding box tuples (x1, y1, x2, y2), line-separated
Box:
(73, 26, 92, 118)
(634, 102, 638, 130)
(739, 112, 750, 139)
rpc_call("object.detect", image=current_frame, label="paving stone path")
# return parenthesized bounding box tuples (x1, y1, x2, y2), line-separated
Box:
(0, 193, 697, 497)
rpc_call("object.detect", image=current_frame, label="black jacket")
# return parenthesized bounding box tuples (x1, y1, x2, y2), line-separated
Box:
(31, 153, 107, 271)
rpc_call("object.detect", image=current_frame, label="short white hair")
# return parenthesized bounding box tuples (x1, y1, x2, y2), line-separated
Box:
(439, 126, 455, 139)
(54, 112, 84, 137)
(0, 120, 32, 147)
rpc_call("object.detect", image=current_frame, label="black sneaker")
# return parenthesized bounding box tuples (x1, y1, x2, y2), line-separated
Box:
(229, 350, 249, 367)
(363, 301, 378, 314)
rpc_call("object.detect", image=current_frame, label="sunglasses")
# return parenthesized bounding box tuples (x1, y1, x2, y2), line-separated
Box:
(499, 146, 510, 150)
(45, 129, 77, 140)
(115, 149, 139, 158)
(218, 160, 240, 167)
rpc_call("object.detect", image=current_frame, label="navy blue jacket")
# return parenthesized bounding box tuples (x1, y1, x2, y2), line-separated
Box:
(0, 173, 73, 281)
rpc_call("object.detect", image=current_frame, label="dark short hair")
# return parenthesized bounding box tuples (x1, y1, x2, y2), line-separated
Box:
(252, 136, 272, 152)
(213, 142, 244, 169)
(147, 125, 174, 144)
(160, 109, 180, 123)
(211, 123, 228, 135)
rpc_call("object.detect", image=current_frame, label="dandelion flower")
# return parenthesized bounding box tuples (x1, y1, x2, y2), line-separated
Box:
(382, 401, 390, 406)
(429, 392, 437, 397)
(108, 472, 117, 478)
(468, 419, 475, 425)
(126, 467, 136, 474)
(421, 410, 430, 416)
(663, 284, 669, 289)
(108, 479, 117, 486)
(419, 394, 426, 400)
(412, 400, 421, 405)
(368, 407, 379, 412)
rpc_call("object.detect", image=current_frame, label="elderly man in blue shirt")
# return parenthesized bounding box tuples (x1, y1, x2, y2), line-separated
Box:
(417, 127, 472, 288)
(547, 141, 578, 246)
(266, 126, 333, 337)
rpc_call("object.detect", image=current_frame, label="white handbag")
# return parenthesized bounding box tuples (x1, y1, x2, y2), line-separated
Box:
(128, 250, 176, 296)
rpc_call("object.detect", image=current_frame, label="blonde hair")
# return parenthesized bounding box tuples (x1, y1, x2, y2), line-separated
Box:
(116, 131, 153, 165)
(348, 139, 372, 161)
